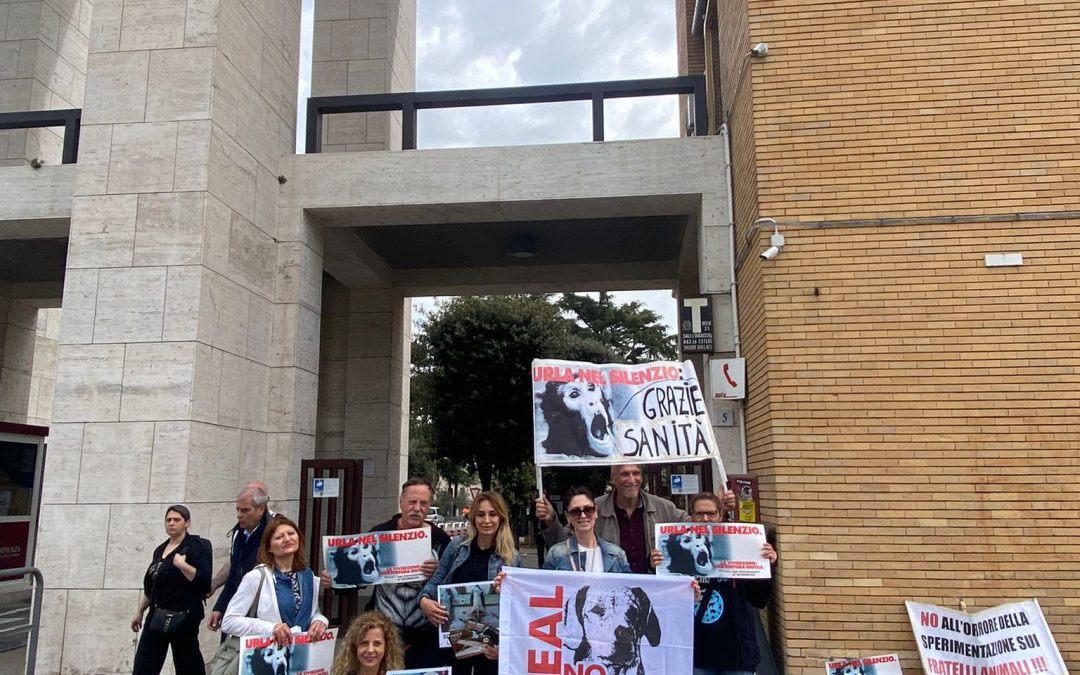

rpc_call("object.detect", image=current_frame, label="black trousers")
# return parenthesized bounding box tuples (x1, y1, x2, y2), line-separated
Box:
(132, 610, 206, 675)
(401, 624, 452, 669)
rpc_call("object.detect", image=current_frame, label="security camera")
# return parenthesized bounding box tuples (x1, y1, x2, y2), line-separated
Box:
(760, 245, 781, 260)
(759, 229, 785, 260)
(750, 42, 768, 58)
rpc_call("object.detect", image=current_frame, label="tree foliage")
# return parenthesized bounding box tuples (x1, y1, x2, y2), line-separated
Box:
(411, 293, 675, 500)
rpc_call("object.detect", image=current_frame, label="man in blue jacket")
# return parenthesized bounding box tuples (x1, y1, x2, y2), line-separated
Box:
(207, 485, 270, 632)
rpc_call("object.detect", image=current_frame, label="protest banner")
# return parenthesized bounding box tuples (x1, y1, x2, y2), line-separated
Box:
(389, 669, 452, 675)
(654, 522, 770, 580)
(531, 359, 724, 475)
(906, 599, 1067, 675)
(824, 653, 903, 675)
(438, 581, 500, 657)
(322, 527, 432, 589)
(499, 567, 693, 675)
(239, 628, 337, 675)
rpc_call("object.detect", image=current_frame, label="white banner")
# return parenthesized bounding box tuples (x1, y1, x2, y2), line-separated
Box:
(654, 522, 770, 580)
(499, 567, 693, 675)
(239, 628, 337, 675)
(322, 527, 433, 589)
(906, 599, 1067, 675)
(389, 669, 453, 675)
(532, 360, 724, 475)
(824, 653, 903, 675)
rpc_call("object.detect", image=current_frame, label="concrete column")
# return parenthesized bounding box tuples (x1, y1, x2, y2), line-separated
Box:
(341, 288, 409, 529)
(25, 306, 59, 425)
(34, 1, 315, 672)
(0, 292, 39, 422)
(310, 0, 416, 151)
(0, 0, 90, 165)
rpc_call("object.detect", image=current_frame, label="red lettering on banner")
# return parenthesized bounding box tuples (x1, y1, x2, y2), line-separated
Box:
(563, 664, 607, 675)
(528, 586, 566, 675)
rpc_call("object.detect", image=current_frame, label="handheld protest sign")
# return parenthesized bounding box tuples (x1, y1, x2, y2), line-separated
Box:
(532, 359, 725, 473)
(322, 527, 432, 589)
(239, 628, 337, 675)
(654, 522, 770, 579)
(824, 653, 903, 675)
(438, 581, 500, 657)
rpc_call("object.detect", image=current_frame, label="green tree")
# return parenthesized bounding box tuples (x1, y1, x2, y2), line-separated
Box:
(557, 291, 676, 363)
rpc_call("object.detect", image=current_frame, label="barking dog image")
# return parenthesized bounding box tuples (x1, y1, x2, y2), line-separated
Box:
(830, 665, 867, 675)
(330, 540, 380, 586)
(537, 378, 615, 457)
(246, 642, 293, 675)
(664, 531, 713, 576)
(562, 586, 661, 675)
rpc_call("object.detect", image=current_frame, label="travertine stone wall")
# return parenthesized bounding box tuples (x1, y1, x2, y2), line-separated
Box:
(35, 1, 319, 672)
(25, 306, 58, 425)
(0, 291, 39, 422)
(310, 0, 416, 151)
(0, 0, 91, 165)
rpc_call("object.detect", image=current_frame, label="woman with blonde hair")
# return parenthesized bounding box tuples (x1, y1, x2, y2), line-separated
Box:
(418, 490, 521, 675)
(331, 611, 404, 675)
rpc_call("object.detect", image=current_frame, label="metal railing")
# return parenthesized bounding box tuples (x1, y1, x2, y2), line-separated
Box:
(305, 75, 708, 153)
(0, 110, 81, 164)
(0, 567, 43, 675)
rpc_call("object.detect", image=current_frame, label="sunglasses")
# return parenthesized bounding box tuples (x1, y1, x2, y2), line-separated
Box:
(567, 506, 596, 518)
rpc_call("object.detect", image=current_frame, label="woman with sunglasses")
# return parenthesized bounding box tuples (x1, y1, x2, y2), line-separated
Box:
(543, 486, 629, 573)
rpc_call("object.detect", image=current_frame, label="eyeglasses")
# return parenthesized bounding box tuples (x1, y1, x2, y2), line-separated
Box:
(691, 510, 721, 521)
(567, 506, 596, 519)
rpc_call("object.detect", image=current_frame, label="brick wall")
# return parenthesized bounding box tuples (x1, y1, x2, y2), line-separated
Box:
(687, 0, 1080, 671)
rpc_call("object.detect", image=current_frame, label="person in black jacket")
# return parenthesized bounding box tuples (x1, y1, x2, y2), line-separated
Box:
(321, 478, 452, 668)
(651, 492, 777, 675)
(130, 505, 212, 675)
(208, 486, 270, 633)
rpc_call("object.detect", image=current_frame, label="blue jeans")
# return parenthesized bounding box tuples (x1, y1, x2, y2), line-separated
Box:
(693, 669, 754, 675)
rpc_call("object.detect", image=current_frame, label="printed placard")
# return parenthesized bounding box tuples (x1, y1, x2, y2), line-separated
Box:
(239, 628, 337, 675)
(438, 581, 500, 658)
(389, 669, 452, 675)
(499, 567, 693, 675)
(825, 653, 903, 675)
(322, 527, 432, 589)
(654, 522, 770, 579)
(532, 359, 724, 479)
(906, 599, 1067, 675)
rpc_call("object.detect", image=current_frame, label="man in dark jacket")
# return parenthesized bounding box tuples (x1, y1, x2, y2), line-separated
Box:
(322, 478, 452, 668)
(207, 486, 270, 632)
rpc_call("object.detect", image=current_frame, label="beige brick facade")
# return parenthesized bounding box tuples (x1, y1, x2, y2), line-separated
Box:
(683, 0, 1080, 671)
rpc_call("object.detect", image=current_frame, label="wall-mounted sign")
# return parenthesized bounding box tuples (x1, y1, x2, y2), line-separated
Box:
(709, 358, 745, 400)
(670, 473, 700, 495)
(680, 296, 713, 354)
(313, 477, 340, 498)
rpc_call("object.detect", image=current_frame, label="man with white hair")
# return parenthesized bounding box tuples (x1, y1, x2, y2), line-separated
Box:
(207, 485, 270, 632)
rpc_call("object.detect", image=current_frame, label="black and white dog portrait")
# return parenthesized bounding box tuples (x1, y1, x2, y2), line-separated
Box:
(537, 378, 615, 457)
(562, 586, 661, 675)
(246, 642, 293, 675)
(664, 531, 713, 576)
(830, 665, 867, 675)
(331, 540, 380, 585)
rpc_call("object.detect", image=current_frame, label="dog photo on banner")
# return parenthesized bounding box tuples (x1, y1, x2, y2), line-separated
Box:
(239, 628, 337, 675)
(498, 567, 694, 675)
(323, 527, 433, 589)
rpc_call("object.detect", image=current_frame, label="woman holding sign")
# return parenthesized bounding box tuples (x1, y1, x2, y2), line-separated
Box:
(221, 516, 328, 646)
(419, 491, 521, 675)
(543, 486, 630, 573)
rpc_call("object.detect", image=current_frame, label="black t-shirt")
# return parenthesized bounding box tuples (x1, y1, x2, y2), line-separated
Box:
(142, 533, 212, 617)
(450, 540, 495, 585)
(693, 579, 741, 669)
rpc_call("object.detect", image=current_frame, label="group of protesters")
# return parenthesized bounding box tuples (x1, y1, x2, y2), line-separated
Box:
(129, 465, 778, 675)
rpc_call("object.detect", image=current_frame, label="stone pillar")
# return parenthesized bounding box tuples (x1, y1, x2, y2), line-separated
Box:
(0, 291, 39, 422)
(34, 1, 318, 672)
(25, 306, 59, 425)
(310, 0, 416, 151)
(0, 0, 90, 165)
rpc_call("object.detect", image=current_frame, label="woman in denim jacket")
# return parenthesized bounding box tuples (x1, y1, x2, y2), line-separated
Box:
(418, 490, 521, 675)
(544, 486, 630, 573)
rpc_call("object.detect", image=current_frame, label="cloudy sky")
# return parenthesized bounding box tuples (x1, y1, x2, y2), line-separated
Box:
(299, 0, 681, 329)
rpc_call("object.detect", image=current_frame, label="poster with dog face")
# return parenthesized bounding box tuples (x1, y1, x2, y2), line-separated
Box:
(438, 581, 500, 657)
(824, 653, 903, 675)
(322, 527, 432, 589)
(239, 628, 337, 675)
(654, 522, 770, 580)
(532, 360, 724, 475)
(499, 567, 693, 675)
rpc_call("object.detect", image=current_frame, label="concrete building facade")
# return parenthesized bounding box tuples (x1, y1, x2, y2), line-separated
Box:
(679, 0, 1080, 671)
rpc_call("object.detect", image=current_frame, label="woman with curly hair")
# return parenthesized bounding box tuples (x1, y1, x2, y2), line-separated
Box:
(332, 611, 404, 675)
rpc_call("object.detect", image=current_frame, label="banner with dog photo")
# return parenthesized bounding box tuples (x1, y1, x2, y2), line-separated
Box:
(239, 628, 337, 675)
(322, 527, 433, 589)
(498, 567, 693, 675)
(532, 359, 724, 472)
(438, 581, 500, 657)
(654, 522, 771, 579)
(824, 653, 903, 675)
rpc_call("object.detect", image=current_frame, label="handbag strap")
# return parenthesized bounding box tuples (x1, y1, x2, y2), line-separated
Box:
(247, 565, 269, 618)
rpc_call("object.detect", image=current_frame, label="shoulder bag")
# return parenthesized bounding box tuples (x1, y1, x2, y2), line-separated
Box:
(145, 547, 189, 634)
(208, 565, 270, 675)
